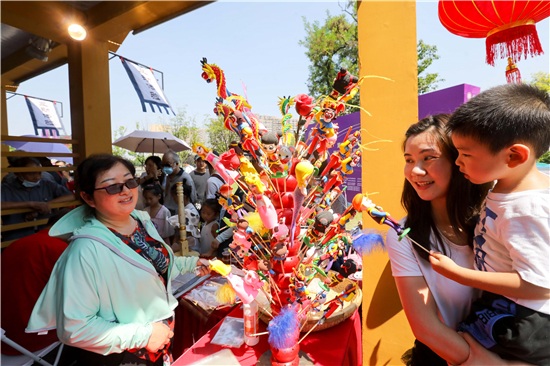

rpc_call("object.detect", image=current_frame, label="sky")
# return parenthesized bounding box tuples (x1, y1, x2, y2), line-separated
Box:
(5, 1, 550, 140)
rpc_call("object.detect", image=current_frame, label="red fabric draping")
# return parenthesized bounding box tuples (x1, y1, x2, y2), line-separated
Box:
(1, 229, 68, 355)
(173, 306, 362, 366)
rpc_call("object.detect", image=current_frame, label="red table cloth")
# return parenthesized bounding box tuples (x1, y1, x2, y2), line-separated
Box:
(173, 306, 362, 366)
(172, 298, 234, 359)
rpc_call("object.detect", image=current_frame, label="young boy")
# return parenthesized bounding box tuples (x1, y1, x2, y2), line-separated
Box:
(429, 83, 550, 365)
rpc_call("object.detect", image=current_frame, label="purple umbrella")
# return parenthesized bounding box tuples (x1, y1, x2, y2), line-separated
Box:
(2, 135, 73, 164)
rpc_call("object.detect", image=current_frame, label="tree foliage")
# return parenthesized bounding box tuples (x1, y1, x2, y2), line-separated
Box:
(527, 71, 550, 94)
(169, 107, 201, 165)
(205, 115, 238, 154)
(417, 40, 444, 94)
(299, 1, 444, 113)
(539, 151, 550, 164)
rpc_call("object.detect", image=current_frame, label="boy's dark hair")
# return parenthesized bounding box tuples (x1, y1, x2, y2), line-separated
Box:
(76, 154, 135, 197)
(402, 114, 492, 260)
(202, 198, 221, 214)
(448, 83, 550, 158)
(143, 184, 164, 205)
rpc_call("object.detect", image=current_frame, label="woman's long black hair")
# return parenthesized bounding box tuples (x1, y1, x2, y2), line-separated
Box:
(401, 114, 492, 261)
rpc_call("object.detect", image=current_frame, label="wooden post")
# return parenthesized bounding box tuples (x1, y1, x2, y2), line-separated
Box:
(358, 1, 417, 364)
(176, 182, 199, 257)
(67, 37, 113, 163)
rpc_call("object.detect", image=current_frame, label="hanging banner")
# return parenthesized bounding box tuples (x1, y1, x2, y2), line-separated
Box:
(25, 96, 66, 136)
(120, 57, 175, 115)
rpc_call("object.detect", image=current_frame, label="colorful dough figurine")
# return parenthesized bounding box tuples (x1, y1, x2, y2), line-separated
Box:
(245, 173, 278, 230)
(229, 219, 254, 258)
(261, 131, 284, 173)
(352, 193, 410, 239)
(218, 184, 246, 220)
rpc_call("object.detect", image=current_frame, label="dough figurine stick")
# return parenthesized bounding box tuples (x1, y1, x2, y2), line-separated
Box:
(269, 277, 283, 307)
(245, 331, 269, 337)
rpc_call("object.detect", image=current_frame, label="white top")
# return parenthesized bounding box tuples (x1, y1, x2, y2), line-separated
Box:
(387, 219, 480, 330)
(144, 205, 174, 239)
(185, 203, 201, 239)
(199, 220, 218, 255)
(473, 189, 550, 315)
(206, 174, 226, 200)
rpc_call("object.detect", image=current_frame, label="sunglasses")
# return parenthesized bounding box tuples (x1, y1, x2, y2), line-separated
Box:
(94, 178, 138, 195)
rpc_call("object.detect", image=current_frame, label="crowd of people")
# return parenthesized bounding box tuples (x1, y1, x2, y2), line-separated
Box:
(0, 83, 548, 366)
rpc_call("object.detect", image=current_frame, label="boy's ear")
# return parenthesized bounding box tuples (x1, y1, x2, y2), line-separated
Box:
(507, 144, 530, 168)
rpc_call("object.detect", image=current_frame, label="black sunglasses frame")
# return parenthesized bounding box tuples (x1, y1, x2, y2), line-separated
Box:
(94, 178, 139, 195)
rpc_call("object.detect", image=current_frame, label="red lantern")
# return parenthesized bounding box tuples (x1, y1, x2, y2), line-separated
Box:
(438, 1, 550, 66)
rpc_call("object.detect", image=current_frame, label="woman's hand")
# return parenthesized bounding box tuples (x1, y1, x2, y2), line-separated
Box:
(195, 259, 212, 277)
(457, 332, 535, 366)
(429, 251, 461, 280)
(145, 322, 173, 353)
(211, 239, 220, 249)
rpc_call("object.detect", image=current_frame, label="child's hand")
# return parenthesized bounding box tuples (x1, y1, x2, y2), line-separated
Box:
(429, 251, 461, 279)
(211, 239, 220, 249)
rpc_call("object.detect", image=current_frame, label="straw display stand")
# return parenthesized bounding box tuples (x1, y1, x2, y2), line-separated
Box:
(260, 271, 362, 333)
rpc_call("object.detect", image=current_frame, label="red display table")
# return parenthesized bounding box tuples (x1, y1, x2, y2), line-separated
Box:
(173, 306, 362, 366)
(172, 295, 235, 359)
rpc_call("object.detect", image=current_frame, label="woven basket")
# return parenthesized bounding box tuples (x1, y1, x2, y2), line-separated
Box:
(260, 271, 362, 333)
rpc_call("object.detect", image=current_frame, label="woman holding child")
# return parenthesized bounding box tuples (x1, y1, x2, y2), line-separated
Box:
(386, 114, 492, 365)
(389, 83, 550, 366)
(27, 154, 210, 365)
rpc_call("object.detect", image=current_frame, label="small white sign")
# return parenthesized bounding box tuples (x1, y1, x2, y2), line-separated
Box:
(124, 60, 172, 107)
(27, 97, 63, 130)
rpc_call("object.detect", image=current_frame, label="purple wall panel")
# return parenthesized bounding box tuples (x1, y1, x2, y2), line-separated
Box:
(418, 84, 480, 119)
(328, 84, 479, 203)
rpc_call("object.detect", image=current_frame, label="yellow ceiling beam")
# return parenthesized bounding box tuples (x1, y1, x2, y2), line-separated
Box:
(1, 1, 213, 83)
(1, 1, 84, 44)
(87, 1, 208, 41)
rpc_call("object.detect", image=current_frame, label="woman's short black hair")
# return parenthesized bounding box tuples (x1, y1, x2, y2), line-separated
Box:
(76, 154, 135, 196)
(142, 184, 164, 205)
(145, 155, 162, 170)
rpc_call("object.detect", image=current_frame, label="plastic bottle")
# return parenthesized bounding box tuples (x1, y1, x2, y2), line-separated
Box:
(243, 301, 259, 346)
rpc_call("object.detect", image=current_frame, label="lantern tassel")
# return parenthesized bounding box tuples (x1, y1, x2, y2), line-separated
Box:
(486, 24, 544, 66)
(505, 58, 522, 84)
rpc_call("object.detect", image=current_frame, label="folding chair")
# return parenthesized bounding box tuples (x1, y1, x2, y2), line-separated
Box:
(1, 328, 64, 366)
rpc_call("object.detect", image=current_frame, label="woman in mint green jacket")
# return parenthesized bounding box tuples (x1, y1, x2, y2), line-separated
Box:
(27, 155, 210, 366)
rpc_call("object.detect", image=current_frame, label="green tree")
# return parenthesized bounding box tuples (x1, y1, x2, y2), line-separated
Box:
(205, 115, 238, 154)
(417, 40, 444, 94)
(527, 71, 550, 94)
(169, 107, 202, 165)
(299, 1, 444, 112)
